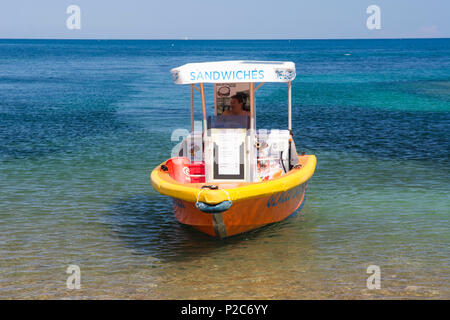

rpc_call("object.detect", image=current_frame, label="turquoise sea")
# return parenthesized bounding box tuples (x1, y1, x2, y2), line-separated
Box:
(0, 39, 449, 299)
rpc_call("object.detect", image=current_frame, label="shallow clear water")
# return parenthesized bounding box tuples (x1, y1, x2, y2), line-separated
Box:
(0, 39, 449, 299)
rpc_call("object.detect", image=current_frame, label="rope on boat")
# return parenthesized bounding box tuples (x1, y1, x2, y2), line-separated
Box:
(196, 188, 205, 205)
(222, 189, 231, 202)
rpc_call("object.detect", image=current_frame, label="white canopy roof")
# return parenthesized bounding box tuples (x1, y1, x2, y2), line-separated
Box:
(171, 60, 296, 84)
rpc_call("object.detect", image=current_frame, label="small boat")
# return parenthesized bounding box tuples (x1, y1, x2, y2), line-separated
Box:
(151, 61, 316, 238)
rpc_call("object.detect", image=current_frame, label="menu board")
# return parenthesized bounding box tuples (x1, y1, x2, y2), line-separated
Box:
(208, 128, 246, 181)
(215, 132, 241, 175)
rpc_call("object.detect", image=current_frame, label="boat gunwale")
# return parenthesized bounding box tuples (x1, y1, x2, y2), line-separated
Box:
(150, 154, 316, 205)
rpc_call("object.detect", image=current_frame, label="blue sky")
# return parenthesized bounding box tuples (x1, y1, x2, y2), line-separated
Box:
(0, 0, 448, 39)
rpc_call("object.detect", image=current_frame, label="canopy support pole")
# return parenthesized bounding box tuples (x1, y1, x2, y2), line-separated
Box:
(288, 81, 292, 131)
(249, 82, 256, 182)
(250, 82, 255, 130)
(190, 84, 194, 132)
(200, 83, 207, 133)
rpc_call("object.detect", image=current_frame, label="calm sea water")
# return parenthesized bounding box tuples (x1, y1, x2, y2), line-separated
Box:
(0, 39, 449, 299)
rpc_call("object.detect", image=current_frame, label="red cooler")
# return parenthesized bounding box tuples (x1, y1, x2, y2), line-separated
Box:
(165, 157, 191, 184)
(189, 161, 205, 183)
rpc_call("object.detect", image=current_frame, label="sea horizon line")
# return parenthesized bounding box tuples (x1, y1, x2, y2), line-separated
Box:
(0, 37, 449, 41)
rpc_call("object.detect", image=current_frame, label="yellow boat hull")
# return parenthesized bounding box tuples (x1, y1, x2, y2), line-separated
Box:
(151, 154, 316, 238)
